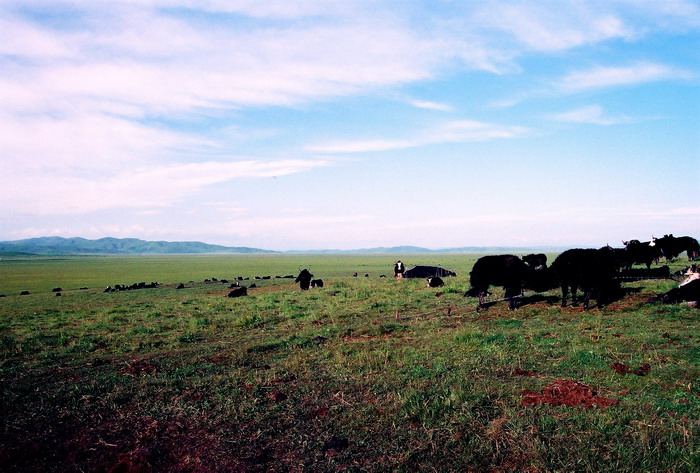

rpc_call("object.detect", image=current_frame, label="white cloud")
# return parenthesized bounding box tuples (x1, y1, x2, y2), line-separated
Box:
(1, 159, 329, 215)
(474, 3, 635, 52)
(307, 120, 529, 153)
(551, 105, 633, 125)
(410, 100, 454, 112)
(558, 62, 694, 93)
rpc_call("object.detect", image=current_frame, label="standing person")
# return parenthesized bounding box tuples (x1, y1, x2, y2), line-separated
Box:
(394, 260, 405, 279)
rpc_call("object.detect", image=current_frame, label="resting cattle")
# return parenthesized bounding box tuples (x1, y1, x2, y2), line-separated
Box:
(403, 266, 457, 279)
(652, 234, 700, 261)
(227, 286, 248, 298)
(679, 265, 700, 287)
(465, 255, 526, 310)
(653, 279, 700, 305)
(295, 269, 314, 290)
(427, 276, 444, 288)
(310, 279, 324, 288)
(623, 240, 660, 269)
(551, 247, 619, 309)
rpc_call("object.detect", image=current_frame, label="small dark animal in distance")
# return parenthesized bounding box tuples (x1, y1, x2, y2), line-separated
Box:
(311, 279, 324, 288)
(227, 287, 248, 298)
(427, 276, 444, 288)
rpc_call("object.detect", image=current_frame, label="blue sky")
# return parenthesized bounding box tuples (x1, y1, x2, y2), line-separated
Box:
(1, 0, 698, 250)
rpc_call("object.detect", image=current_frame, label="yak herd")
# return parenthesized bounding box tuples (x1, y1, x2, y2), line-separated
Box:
(225, 233, 700, 312)
(464, 234, 700, 311)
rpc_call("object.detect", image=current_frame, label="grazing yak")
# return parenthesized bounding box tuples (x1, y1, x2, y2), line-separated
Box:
(465, 255, 527, 310)
(522, 253, 547, 270)
(296, 269, 314, 290)
(464, 254, 557, 310)
(652, 234, 700, 262)
(551, 247, 619, 309)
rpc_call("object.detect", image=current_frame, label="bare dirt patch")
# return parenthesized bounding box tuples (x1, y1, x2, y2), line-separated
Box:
(521, 379, 619, 408)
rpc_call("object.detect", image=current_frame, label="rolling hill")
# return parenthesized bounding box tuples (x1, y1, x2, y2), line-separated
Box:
(0, 237, 277, 255)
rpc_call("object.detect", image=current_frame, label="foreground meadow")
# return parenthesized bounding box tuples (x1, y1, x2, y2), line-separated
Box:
(1, 254, 698, 472)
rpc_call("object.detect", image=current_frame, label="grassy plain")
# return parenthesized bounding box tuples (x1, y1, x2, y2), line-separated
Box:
(1, 254, 698, 472)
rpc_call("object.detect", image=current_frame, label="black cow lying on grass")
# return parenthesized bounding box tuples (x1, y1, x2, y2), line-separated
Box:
(296, 269, 314, 290)
(227, 286, 248, 298)
(427, 276, 444, 288)
(651, 279, 700, 306)
(311, 279, 324, 288)
(404, 266, 456, 279)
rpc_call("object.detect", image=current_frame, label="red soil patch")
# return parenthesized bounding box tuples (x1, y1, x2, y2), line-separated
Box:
(521, 379, 618, 408)
(611, 362, 650, 376)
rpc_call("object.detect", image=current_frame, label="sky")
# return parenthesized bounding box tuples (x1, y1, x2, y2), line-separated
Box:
(1, 0, 699, 251)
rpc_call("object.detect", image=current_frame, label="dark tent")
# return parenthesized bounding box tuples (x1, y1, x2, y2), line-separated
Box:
(403, 265, 456, 279)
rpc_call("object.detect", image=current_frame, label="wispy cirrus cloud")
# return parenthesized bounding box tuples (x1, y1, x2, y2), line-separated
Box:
(551, 105, 634, 125)
(557, 62, 695, 93)
(0, 159, 329, 215)
(473, 2, 635, 52)
(494, 61, 695, 107)
(307, 120, 529, 153)
(409, 100, 454, 112)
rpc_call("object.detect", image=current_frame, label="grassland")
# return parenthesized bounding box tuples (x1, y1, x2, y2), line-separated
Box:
(1, 254, 698, 472)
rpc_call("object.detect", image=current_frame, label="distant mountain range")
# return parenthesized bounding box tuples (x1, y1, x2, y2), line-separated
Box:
(0, 237, 565, 255)
(0, 237, 277, 255)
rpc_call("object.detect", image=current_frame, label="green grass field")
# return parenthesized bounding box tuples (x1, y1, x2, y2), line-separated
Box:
(1, 254, 698, 472)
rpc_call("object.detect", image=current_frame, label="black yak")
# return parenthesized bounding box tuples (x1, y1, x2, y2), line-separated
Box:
(296, 269, 314, 290)
(427, 276, 444, 288)
(551, 247, 619, 309)
(652, 234, 700, 261)
(227, 286, 248, 298)
(311, 279, 324, 288)
(522, 254, 547, 270)
(652, 279, 700, 305)
(464, 255, 526, 310)
(623, 239, 660, 269)
(403, 266, 456, 279)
